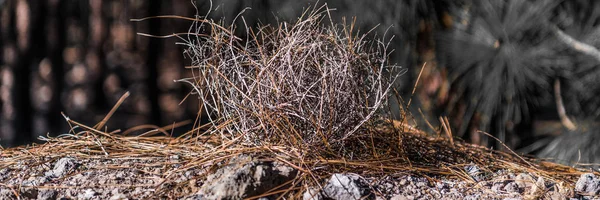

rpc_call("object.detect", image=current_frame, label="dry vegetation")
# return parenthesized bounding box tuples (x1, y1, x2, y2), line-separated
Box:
(0, 3, 595, 199)
(176, 5, 403, 150)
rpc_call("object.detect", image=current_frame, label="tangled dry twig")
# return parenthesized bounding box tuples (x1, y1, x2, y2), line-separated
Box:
(178, 5, 403, 149)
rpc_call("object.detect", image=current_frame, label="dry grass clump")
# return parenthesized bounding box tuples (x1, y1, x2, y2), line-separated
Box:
(178, 5, 402, 148)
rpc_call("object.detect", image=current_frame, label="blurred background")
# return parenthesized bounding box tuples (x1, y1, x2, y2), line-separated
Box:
(2, 0, 600, 165)
(0, 0, 201, 147)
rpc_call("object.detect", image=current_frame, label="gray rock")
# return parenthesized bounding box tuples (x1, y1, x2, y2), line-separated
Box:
(109, 193, 128, 200)
(390, 194, 410, 200)
(45, 157, 78, 178)
(503, 182, 520, 193)
(22, 176, 48, 186)
(37, 189, 57, 200)
(0, 188, 16, 199)
(514, 173, 534, 189)
(180, 194, 203, 200)
(0, 168, 10, 182)
(198, 155, 298, 199)
(464, 194, 480, 200)
(321, 173, 373, 200)
(464, 164, 484, 182)
(303, 188, 323, 200)
(78, 188, 98, 199)
(575, 173, 600, 195)
(530, 176, 546, 195)
(20, 187, 38, 199)
(491, 182, 505, 193)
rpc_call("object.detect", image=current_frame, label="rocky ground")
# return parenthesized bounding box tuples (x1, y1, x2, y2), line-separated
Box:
(0, 152, 598, 200)
(0, 114, 592, 199)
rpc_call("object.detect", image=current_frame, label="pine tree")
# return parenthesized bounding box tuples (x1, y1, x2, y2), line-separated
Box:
(437, 0, 559, 147)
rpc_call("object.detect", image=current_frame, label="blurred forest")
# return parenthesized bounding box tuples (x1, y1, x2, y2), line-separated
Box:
(0, 1, 204, 147)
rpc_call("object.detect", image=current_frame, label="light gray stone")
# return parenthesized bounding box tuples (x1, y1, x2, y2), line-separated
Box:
(37, 189, 57, 200)
(198, 155, 298, 199)
(321, 173, 373, 200)
(45, 157, 78, 178)
(303, 188, 323, 200)
(575, 173, 600, 195)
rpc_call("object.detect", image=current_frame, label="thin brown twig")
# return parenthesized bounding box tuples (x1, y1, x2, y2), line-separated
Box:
(419, 108, 438, 134)
(407, 62, 427, 107)
(477, 130, 535, 168)
(94, 91, 130, 130)
(554, 79, 576, 131)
